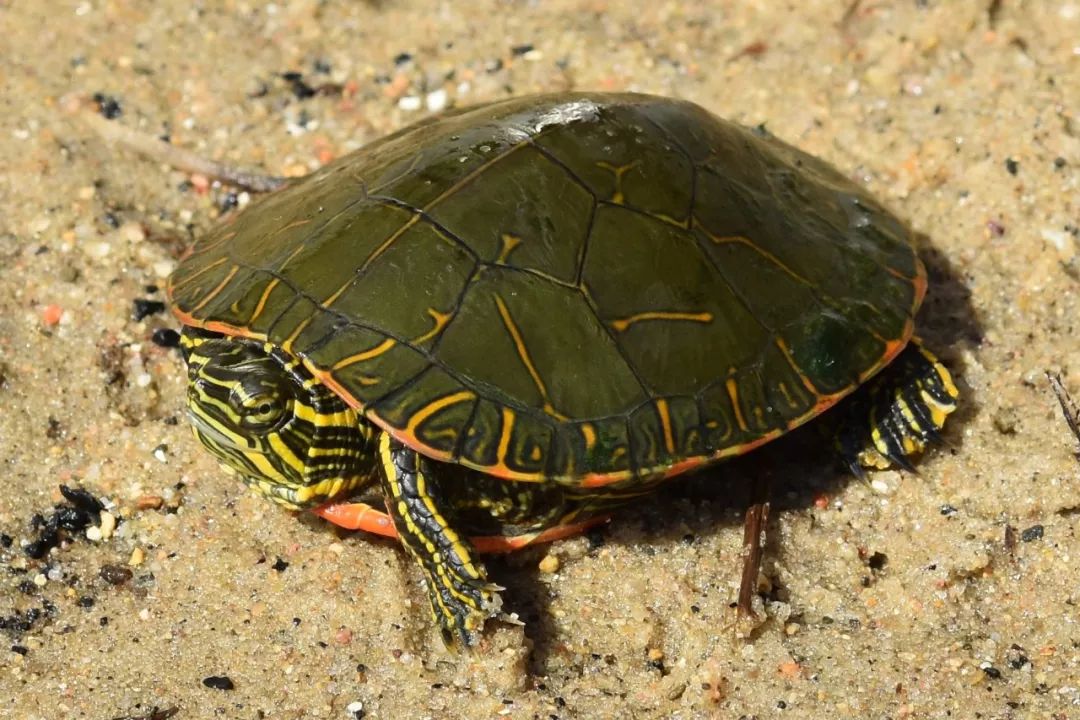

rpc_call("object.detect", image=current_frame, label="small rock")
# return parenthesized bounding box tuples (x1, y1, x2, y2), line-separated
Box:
(538, 553, 560, 574)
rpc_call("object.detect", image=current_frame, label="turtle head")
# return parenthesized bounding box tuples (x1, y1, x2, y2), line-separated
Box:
(180, 329, 378, 509)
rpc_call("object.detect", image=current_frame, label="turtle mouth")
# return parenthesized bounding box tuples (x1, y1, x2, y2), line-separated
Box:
(186, 409, 253, 454)
(242, 475, 309, 510)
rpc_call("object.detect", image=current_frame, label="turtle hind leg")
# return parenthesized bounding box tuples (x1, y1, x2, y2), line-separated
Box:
(835, 341, 959, 475)
(377, 433, 500, 647)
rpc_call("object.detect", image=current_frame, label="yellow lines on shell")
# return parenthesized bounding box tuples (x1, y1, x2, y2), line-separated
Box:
(281, 316, 313, 354)
(268, 218, 313, 245)
(403, 390, 476, 437)
(493, 294, 565, 420)
(362, 215, 421, 273)
(596, 159, 641, 204)
(774, 337, 822, 398)
(496, 233, 523, 264)
(426, 137, 531, 211)
(188, 230, 238, 258)
(655, 399, 676, 455)
(411, 308, 454, 345)
(190, 262, 240, 313)
(246, 278, 281, 325)
(331, 337, 397, 381)
(276, 240, 310, 272)
(697, 223, 813, 287)
(495, 407, 516, 471)
(610, 311, 713, 333)
(725, 370, 749, 433)
(169, 256, 228, 294)
(580, 422, 597, 451)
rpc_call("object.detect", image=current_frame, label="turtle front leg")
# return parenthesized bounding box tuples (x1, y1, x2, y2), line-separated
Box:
(376, 433, 501, 647)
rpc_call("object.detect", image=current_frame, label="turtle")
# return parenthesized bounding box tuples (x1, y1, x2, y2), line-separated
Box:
(167, 92, 959, 646)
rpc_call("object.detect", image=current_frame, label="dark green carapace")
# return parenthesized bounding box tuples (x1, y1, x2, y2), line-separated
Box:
(169, 93, 958, 645)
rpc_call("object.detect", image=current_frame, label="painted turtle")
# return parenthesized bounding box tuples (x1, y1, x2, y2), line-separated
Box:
(168, 93, 958, 645)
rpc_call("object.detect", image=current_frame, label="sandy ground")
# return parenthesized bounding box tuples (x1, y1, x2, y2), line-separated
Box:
(1, 1, 1079, 718)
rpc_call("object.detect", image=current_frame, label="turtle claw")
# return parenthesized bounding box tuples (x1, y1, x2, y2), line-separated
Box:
(426, 568, 503, 647)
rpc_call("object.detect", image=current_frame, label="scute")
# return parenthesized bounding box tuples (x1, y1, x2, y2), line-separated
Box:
(168, 92, 924, 485)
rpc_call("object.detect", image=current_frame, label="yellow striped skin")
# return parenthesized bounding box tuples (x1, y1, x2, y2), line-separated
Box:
(835, 341, 959, 474)
(181, 329, 379, 509)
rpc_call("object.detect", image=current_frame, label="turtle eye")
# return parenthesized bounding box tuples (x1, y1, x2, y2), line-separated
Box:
(240, 392, 288, 431)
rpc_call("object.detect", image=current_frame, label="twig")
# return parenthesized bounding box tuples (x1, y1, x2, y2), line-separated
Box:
(84, 111, 288, 193)
(1048, 373, 1080, 458)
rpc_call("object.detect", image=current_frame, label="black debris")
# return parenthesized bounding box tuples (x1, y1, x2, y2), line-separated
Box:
(46, 416, 63, 440)
(202, 675, 235, 691)
(132, 298, 166, 321)
(280, 71, 316, 99)
(218, 191, 239, 213)
(1020, 525, 1044, 542)
(393, 52, 413, 67)
(92, 92, 122, 120)
(271, 557, 289, 572)
(1004, 157, 1019, 176)
(1006, 644, 1030, 669)
(511, 43, 535, 56)
(151, 328, 181, 348)
(100, 564, 134, 585)
(24, 485, 104, 559)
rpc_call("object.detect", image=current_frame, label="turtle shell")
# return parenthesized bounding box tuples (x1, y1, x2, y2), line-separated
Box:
(168, 93, 925, 487)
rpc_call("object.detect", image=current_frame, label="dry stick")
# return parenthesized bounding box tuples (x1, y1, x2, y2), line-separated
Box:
(1048, 372, 1080, 457)
(84, 112, 289, 193)
(737, 482, 771, 618)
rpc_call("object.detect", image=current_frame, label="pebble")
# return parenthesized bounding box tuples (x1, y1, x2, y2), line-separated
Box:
(426, 89, 448, 112)
(119, 221, 146, 243)
(538, 553, 560, 574)
(40, 304, 63, 326)
(129, 547, 145, 566)
(87, 241, 111, 259)
(98, 511, 116, 540)
(135, 494, 165, 510)
(398, 95, 422, 111)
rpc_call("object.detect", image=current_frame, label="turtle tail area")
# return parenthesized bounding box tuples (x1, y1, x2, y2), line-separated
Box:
(835, 341, 959, 477)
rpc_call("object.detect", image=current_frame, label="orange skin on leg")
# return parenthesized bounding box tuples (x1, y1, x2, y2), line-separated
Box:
(312, 502, 610, 554)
